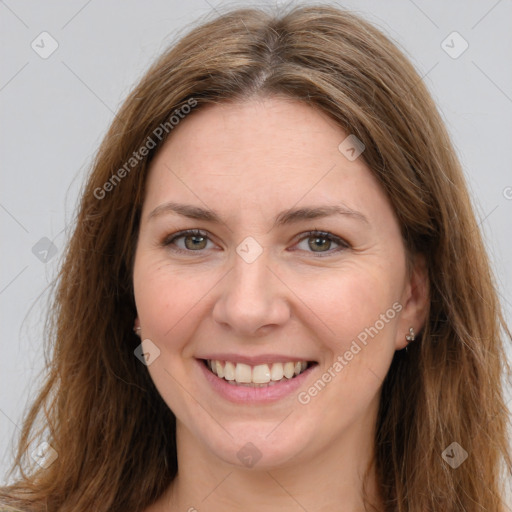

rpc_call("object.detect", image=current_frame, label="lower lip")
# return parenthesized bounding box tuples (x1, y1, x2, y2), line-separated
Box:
(197, 359, 317, 404)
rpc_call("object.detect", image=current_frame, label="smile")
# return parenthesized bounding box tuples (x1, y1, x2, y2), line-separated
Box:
(204, 359, 311, 386)
(196, 352, 319, 403)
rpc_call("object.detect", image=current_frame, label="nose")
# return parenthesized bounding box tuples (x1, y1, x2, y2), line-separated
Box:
(212, 249, 291, 337)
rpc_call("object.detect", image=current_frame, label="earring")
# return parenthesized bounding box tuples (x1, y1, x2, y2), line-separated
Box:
(133, 326, 141, 337)
(404, 327, 415, 353)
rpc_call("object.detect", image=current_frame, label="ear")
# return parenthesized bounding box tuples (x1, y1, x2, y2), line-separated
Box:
(395, 252, 429, 350)
(134, 316, 140, 329)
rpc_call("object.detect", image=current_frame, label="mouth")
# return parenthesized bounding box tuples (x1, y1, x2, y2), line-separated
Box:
(201, 358, 318, 387)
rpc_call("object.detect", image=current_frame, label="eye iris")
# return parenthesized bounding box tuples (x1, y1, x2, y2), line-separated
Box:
(184, 234, 207, 250)
(176, 232, 338, 253)
(308, 236, 331, 252)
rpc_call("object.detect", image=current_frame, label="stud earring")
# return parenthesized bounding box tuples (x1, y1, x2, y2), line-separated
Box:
(404, 327, 415, 353)
(133, 326, 141, 337)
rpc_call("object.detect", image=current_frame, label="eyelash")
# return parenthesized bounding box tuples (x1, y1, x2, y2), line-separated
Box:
(161, 229, 350, 257)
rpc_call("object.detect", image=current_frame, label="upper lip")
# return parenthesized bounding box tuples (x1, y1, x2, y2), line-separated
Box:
(197, 353, 317, 366)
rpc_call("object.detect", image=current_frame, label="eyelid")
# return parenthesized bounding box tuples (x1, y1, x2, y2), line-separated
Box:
(162, 229, 213, 251)
(161, 228, 350, 256)
(290, 230, 350, 257)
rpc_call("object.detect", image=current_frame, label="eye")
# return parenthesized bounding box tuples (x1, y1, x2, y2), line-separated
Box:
(293, 230, 349, 256)
(161, 229, 349, 256)
(162, 229, 215, 253)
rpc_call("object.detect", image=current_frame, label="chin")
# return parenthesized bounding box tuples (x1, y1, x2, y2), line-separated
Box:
(197, 420, 313, 470)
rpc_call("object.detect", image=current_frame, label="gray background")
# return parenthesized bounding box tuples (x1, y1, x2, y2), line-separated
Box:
(1, 0, 511, 500)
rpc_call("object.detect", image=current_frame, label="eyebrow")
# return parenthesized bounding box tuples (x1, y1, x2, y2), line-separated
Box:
(148, 201, 369, 227)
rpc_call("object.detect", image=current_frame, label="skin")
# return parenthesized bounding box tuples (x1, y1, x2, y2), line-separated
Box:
(133, 95, 429, 512)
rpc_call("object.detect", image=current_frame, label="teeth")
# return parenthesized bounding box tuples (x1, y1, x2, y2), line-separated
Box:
(253, 364, 271, 384)
(283, 362, 295, 379)
(224, 361, 236, 381)
(235, 363, 252, 383)
(206, 359, 310, 385)
(270, 362, 284, 381)
(215, 360, 224, 378)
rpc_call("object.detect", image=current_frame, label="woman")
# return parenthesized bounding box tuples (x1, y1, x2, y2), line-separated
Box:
(1, 4, 511, 511)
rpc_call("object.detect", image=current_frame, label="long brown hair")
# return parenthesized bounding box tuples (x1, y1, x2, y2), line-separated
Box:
(1, 4, 511, 511)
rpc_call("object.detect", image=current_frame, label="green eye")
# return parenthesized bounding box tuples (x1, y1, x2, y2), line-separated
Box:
(294, 230, 349, 256)
(308, 235, 332, 251)
(163, 229, 211, 252)
(182, 233, 208, 250)
(162, 229, 349, 256)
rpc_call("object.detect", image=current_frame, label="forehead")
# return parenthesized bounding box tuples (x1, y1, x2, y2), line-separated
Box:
(141, 96, 391, 226)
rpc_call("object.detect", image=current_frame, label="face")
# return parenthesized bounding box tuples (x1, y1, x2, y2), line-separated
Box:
(133, 96, 427, 470)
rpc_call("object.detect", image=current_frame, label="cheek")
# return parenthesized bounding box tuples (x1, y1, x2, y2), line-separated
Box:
(133, 255, 218, 350)
(302, 265, 402, 408)
(297, 270, 400, 414)
(307, 264, 400, 346)
(132, 258, 212, 414)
